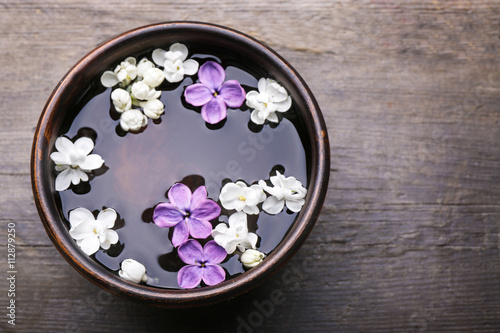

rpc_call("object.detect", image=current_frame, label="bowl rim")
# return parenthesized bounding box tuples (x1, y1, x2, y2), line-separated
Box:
(31, 21, 330, 307)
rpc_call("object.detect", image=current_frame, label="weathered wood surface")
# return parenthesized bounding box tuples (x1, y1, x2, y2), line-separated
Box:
(1, 0, 500, 332)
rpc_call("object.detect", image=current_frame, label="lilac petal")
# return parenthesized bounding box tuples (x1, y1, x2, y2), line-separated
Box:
(178, 265, 202, 289)
(190, 186, 208, 211)
(153, 203, 184, 228)
(168, 183, 192, 213)
(201, 97, 227, 124)
(191, 199, 221, 222)
(187, 217, 213, 240)
(219, 80, 246, 108)
(198, 61, 225, 91)
(177, 239, 203, 264)
(55, 168, 73, 191)
(201, 265, 226, 286)
(184, 83, 214, 107)
(203, 240, 227, 264)
(172, 220, 190, 247)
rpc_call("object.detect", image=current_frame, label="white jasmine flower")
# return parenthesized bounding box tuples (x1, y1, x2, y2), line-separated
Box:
(120, 109, 148, 131)
(119, 259, 148, 284)
(240, 249, 266, 268)
(131, 80, 161, 101)
(142, 67, 165, 88)
(140, 99, 165, 119)
(258, 172, 307, 214)
(136, 58, 155, 78)
(50, 136, 104, 191)
(219, 181, 266, 215)
(111, 88, 132, 113)
(212, 212, 258, 254)
(246, 78, 292, 125)
(100, 57, 138, 87)
(68, 207, 119, 256)
(152, 43, 199, 83)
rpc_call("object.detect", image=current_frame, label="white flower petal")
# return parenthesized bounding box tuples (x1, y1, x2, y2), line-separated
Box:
(73, 137, 94, 156)
(276, 96, 292, 112)
(100, 71, 120, 87)
(54, 136, 74, 155)
(262, 196, 285, 215)
(71, 169, 85, 185)
(50, 151, 70, 166)
(169, 43, 189, 61)
(285, 198, 305, 212)
(124, 57, 136, 66)
(79, 154, 104, 171)
(266, 111, 279, 123)
(183, 59, 199, 75)
(152, 48, 167, 66)
(78, 235, 101, 255)
(250, 109, 266, 125)
(55, 168, 73, 191)
(69, 207, 95, 228)
(258, 78, 268, 94)
(97, 208, 117, 228)
(69, 220, 95, 240)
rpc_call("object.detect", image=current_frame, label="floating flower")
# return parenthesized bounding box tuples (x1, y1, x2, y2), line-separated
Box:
(177, 239, 226, 289)
(119, 259, 148, 284)
(184, 61, 246, 124)
(140, 99, 165, 119)
(68, 207, 119, 256)
(120, 109, 148, 132)
(219, 181, 265, 215)
(111, 88, 132, 113)
(100, 57, 138, 87)
(246, 78, 292, 125)
(153, 183, 221, 247)
(142, 67, 165, 88)
(259, 172, 307, 214)
(240, 249, 266, 269)
(136, 58, 155, 78)
(212, 212, 258, 254)
(50, 136, 104, 191)
(152, 43, 199, 83)
(131, 80, 161, 101)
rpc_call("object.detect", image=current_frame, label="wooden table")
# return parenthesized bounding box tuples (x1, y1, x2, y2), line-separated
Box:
(1, 1, 499, 332)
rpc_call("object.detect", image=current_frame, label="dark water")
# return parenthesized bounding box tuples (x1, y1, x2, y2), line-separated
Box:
(56, 49, 308, 289)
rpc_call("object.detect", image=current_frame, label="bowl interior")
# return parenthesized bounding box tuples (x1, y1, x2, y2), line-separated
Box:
(31, 22, 329, 307)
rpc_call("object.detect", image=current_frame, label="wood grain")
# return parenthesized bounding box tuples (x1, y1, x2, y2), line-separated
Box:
(1, 0, 500, 332)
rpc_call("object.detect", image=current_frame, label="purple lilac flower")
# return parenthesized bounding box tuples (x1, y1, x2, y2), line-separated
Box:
(153, 183, 221, 247)
(184, 61, 246, 124)
(177, 239, 227, 288)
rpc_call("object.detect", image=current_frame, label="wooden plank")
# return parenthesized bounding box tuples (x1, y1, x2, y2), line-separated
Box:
(1, 0, 500, 332)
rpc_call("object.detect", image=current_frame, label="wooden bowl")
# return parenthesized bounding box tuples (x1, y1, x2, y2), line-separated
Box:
(31, 21, 330, 307)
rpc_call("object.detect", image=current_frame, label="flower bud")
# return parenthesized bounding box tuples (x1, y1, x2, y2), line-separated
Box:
(111, 88, 132, 113)
(119, 259, 148, 284)
(143, 68, 165, 88)
(131, 81, 160, 101)
(141, 99, 165, 119)
(120, 109, 147, 131)
(240, 249, 265, 268)
(137, 58, 154, 78)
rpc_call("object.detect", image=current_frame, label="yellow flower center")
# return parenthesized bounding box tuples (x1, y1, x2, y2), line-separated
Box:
(238, 195, 246, 201)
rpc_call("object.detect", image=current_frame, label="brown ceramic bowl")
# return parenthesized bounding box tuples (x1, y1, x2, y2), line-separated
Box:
(31, 22, 329, 307)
